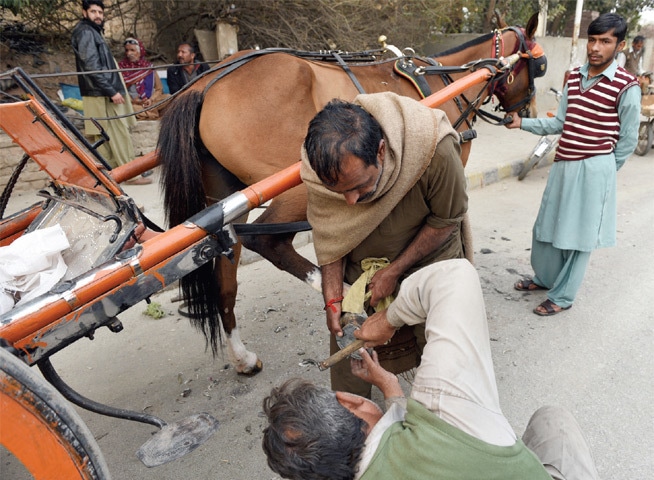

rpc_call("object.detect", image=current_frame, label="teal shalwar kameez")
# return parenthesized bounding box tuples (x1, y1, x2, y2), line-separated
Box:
(520, 61, 640, 308)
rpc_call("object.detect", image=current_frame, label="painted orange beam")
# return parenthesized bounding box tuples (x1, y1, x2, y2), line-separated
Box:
(421, 68, 494, 108)
(0, 205, 40, 247)
(110, 150, 160, 184)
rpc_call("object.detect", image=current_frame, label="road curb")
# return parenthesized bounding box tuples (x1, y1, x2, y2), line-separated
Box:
(465, 157, 553, 190)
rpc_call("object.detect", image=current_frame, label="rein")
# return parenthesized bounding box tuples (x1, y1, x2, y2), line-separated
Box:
(493, 26, 543, 116)
(417, 27, 545, 127)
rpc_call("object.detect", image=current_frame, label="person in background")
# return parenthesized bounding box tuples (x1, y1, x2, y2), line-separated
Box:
(262, 260, 600, 480)
(505, 13, 640, 316)
(617, 35, 645, 76)
(71, 0, 149, 185)
(617, 35, 649, 93)
(119, 37, 170, 120)
(166, 43, 210, 95)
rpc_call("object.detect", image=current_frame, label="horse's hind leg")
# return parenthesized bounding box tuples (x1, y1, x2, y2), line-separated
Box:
(241, 232, 321, 290)
(239, 188, 322, 292)
(214, 247, 263, 376)
(202, 158, 262, 375)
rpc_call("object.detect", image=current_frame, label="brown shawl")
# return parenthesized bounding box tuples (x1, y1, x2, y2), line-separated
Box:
(300, 92, 459, 265)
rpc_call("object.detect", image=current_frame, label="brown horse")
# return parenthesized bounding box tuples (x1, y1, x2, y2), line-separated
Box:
(158, 14, 545, 374)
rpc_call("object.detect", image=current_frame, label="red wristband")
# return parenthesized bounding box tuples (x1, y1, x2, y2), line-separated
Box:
(324, 296, 344, 313)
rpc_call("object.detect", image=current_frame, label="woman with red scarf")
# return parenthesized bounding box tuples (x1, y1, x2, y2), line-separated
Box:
(119, 38, 169, 120)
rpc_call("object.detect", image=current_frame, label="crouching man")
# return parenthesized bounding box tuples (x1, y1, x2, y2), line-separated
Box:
(262, 259, 599, 480)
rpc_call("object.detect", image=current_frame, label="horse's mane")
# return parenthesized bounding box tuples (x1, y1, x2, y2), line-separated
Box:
(429, 31, 494, 58)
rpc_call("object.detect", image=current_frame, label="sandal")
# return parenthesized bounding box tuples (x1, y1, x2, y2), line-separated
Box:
(533, 299, 571, 316)
(514, 278, 546, 292)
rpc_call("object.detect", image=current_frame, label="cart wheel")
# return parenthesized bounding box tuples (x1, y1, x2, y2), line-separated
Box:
(0, 348, 111, 480)
(635, 120, 653, 156)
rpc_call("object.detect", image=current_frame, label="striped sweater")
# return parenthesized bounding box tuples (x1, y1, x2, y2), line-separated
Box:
(556, 67, 638, 161)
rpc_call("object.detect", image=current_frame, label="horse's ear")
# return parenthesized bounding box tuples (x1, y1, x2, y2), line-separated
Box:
(525, 13, 539, 39)
(494, 9, 507, 28)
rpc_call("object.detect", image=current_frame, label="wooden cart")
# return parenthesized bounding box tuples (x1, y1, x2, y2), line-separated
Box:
(0, 56, 520, 478)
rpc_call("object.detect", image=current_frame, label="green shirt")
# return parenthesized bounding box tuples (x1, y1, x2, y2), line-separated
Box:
(359, 399, 552, 480)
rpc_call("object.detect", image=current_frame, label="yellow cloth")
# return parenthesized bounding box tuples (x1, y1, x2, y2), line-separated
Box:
(342, 257, 395, 314)
(62, 97, 84, 112)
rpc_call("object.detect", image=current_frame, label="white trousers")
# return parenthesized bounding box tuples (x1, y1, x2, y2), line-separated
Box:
(387, 259, 600, 477)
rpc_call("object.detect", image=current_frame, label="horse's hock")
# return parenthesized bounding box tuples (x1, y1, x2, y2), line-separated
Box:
(1, 120, 160, 195)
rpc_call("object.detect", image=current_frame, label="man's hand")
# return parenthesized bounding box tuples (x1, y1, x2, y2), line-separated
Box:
(504, 112, 522, 129)
(368, 267, 400, 308)
(350, 348, 402, 398)
(321, 260, 346, 337)
(326, 303, 343, 337)
(111, 92, 125, 104)
(353, 310, 397, 347)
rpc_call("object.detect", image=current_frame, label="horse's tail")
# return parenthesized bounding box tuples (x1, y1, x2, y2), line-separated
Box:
(158, 90, 222, 354)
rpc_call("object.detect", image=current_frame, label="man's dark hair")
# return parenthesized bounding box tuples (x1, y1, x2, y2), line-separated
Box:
(178, 42, 197, 54)
(82, 0, 104, 10)
(587, 13, 628, 43)
(262, 378, 367, 480)
(304, 99, 383, 186)
(633, 35, 645, 44)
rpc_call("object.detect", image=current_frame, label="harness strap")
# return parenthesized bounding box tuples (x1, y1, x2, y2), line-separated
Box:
(332, 51, 366, 94)
(200, 47, 393, 95)
(393, 59, 434, 98)
(476, 108, 512, 125)
(233, 221, 312, 235)
(140, 211, 165, 233)
(419, 58, 507, 130)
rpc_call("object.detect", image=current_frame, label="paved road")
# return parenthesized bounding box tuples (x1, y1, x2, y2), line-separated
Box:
(3, 135, 653, 479)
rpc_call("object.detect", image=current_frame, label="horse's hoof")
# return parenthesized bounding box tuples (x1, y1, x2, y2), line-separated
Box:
(237, 359, 263, 376)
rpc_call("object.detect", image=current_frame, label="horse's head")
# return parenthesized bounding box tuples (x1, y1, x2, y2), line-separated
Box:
(493, 13, 547, 118)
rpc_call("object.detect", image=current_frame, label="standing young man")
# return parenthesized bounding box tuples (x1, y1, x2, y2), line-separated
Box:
(71, 0, 144, 181)
(505, 13, 640, 316)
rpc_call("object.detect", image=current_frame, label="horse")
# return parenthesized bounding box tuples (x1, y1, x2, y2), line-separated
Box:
(158, 14, 546, 374)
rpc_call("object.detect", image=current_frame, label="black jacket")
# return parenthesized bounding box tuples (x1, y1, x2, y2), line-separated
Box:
(71, 19, 125, 98)
(166, 62, 210, 94)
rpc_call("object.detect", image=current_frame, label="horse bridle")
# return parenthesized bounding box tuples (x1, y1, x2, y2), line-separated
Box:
(414, 27, 546, 129)
(486, 26, 547, 120)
